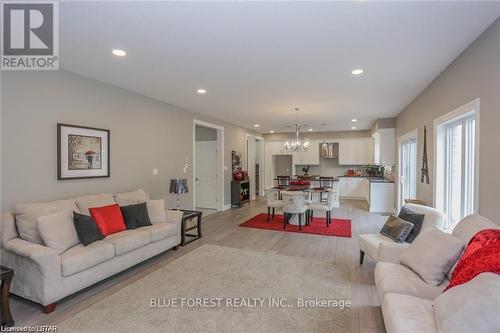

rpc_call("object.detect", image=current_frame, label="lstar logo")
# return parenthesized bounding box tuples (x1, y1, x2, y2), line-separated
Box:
(1, 1, 59, 70)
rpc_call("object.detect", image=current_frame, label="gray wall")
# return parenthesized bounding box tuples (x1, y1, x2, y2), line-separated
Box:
(195, 125, 217, 142)
(396, 18, 500, 223)
(274, 155, 292, 177)
(1, 70, 256, 210)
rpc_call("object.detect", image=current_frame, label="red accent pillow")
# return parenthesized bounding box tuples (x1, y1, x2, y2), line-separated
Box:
(445, 229, 500, 291)
(89, 204, 126, 236)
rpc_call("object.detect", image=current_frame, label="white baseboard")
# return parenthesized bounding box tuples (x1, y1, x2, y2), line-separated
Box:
(223, 204, 232, 211)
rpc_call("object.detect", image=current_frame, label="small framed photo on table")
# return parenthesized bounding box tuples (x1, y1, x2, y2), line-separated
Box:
(57, 123, 110, 180)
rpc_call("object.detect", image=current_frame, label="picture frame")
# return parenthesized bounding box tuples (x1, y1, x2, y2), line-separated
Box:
(57, 123, 110, 180)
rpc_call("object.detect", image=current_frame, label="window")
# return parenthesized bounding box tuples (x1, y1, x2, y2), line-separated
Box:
(435, 99, 479, 230)
(398, 130, 418, 210)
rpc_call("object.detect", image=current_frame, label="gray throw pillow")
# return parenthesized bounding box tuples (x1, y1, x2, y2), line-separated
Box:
(380, 215, 415, 243)
(398, 206, 425, 243)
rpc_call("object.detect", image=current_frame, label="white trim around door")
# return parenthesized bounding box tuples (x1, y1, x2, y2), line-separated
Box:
(193, 119, 225, 212)
(397, 128, 418, 212)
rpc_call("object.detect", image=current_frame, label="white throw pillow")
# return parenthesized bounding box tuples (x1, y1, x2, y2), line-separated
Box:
(37, 210, 80, 254)
(147, 200, 167, 223)
(114, 189, 149, 206)
(400, 228, 464, 286)
(434, 273, 500, 333)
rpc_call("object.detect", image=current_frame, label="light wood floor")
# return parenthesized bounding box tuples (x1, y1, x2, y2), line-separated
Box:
(10, 198, 386, 332)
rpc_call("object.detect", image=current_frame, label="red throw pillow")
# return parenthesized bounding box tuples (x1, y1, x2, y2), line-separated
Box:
(89, 204, 126, 236)
(445, 229, 500, 291)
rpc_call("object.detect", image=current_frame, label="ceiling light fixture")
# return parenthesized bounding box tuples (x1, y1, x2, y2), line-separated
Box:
(197, 89, 206, 94)
(352, 118, 358, 122)
(352, 69, 363, 75)
(284, 108, 310, 152)
(254, 124, 260, 128)
(308, 128, 313, 132)
(112, 49, 126, 57)
(351, 126, 357, 130)
(270, 130, 275, 134)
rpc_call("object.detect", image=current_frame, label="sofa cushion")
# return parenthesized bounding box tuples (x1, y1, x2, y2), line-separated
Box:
(400, 228, 463, 286)
(15, 198, 78, 244)
(114, 189, 149, 206)
(121, 203, 152, 229)
(375, 262, 446, 303)
(73, 212, 104, 246)
(90, 204, 127, 236)
(61, 241, 114, 277)
(75, 193, 115, 216)
(435, 273, 500, 333)
(37, 210, 79, 254)
(103, 229, 151, 256)
(451, 214, 498, 244)
(398, 206, 425, 243)
(140, 223, 178, 242)
(382, 293, 436, 333)
(380, 215, 414, 243)
(403, 203, 446, 231)
(146, 200, 167, 223)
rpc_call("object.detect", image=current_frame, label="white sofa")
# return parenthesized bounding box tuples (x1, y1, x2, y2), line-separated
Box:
(375, 214, 500, 333)
(0, 190, 182, 313)
(359, 203, 446, 264)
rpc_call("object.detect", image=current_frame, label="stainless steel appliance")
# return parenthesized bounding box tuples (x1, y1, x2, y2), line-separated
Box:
(320, 142, 338, 159)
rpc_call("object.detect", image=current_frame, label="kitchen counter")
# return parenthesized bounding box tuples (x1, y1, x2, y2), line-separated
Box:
(337, 176, 394, 183)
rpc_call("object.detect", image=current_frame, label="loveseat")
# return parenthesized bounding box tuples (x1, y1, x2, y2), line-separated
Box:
(375, 214, 500, 332)
(0, 190, 182, 313)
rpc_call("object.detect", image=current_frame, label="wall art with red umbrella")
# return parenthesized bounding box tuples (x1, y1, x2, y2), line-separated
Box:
(57, 123, 110, 180)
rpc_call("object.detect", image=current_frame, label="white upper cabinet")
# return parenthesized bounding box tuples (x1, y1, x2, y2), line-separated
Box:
(372, 128, 395, 166)
(338, 139, 372, 165)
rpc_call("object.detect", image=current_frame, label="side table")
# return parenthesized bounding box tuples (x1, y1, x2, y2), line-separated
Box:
(177, 210, 203, 246)
(1, 266, 14, 327)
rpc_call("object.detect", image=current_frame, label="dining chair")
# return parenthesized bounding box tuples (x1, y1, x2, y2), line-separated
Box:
(281, 191, 308, 230)
(264, 188, 283, 221)
(319, 176, 334, 203)
(307, 189, 336, 227)
(276, 176, 291, 187)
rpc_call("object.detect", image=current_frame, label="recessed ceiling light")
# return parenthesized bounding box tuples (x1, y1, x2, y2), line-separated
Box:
(352, 118, 358, 122)
(197, 89, 206, 94)
(270, 130, 275, 134)
(254, 124, 260, 128)
(112, 49, 126, 57)
(308, 128, 313, 132)
(351, 126, 357, 130)
(352, 69, 363, 75)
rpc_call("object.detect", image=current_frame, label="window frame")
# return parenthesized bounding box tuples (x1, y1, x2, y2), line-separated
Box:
(433, 98, 480, 230)
(397, 128, 418, 212)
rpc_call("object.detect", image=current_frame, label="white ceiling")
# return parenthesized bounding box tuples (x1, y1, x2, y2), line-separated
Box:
(59, 1, 500, 133)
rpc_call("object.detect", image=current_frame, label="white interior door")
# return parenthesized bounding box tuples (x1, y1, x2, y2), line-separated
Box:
(399, 136, 417, 209)
(195, 141, 218, 209)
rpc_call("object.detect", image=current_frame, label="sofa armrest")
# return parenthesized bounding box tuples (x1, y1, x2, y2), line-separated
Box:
(165, 209, 183, 224)
(2, 238, 62, 305)
(378, 241, 411, 264)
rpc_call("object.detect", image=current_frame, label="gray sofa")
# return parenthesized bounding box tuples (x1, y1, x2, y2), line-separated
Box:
(0, 190, 182, 313)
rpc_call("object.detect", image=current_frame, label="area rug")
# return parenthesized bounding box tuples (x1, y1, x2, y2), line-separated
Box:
(239, 213, 352, 238)
(57, 244, 352, 333)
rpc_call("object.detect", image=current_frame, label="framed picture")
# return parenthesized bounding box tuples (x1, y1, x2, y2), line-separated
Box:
(57, 123, 110, 180)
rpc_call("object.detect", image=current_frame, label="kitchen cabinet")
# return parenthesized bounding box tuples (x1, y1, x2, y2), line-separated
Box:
(369, 182, 395, 213)
(338, 139, 372, 165)
(339, 177, 369, 200)
(372, 128, 395, 166)
(293, 141, 320, 165)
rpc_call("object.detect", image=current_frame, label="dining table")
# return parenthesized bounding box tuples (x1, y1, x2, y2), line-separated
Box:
(271, 185, 330, 226)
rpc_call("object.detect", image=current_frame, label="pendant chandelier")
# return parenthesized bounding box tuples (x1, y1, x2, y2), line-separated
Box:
(284, 108, 310, 152)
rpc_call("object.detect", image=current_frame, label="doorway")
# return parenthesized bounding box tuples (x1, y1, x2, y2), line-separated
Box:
(245, 134, 265, 200)
(398, 129, 418, 211)
(193, 120, 224, 213)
